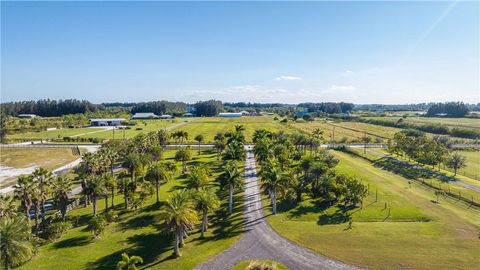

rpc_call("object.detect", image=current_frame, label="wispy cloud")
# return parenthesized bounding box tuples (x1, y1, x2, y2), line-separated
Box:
(274, 75, 302, 81)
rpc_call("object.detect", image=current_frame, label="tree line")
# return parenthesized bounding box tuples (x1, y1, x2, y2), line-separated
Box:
(298, 102, 354, 114)
(0, 99, 102, 117)
(426, 102, 470, 118)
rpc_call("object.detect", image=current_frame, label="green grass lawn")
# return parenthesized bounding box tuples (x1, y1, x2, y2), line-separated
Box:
(442, 150, 480, 180)
(7, 128, 105, 142)
(170, 117, 297, 143)
(17, 148, 245, 270)
(265, 151, 480, 270)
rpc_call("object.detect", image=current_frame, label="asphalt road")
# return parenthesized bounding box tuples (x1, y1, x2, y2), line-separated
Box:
(196, 146, 359, 270)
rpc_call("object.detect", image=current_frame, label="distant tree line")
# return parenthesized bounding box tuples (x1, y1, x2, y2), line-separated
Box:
(223, 102, 295, 108)
(426, 102, 469, 118)
(298, 102, 354, 114)
(194, 100, 224, 116)
(130, 101, 187, 116)
(354, 103, 430, 112)
(0, 99, 102, 117)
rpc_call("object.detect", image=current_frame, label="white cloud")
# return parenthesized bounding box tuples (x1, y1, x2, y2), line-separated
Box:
(274, 75, 302, 81)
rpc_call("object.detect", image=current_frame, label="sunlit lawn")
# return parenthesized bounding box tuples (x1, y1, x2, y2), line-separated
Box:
(17, 148, 245, 270)
(265, 151, 480, 269)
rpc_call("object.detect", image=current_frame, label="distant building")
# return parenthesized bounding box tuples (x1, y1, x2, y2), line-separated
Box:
(434, 113, 448, 117)
(240, 110, 250, 116)
(160, 114, 173, 119)
(183, 113, 195, 117)
(18, 114, 37, 118)
(219, 112, 242, 118)
(131, 112, 159, 119)
(90, 118, 125, 126)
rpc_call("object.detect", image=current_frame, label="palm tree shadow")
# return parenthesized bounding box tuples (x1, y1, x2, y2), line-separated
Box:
(53, 235, 92, 249)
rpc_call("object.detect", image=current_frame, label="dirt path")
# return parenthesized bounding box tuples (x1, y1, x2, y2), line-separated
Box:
(196, 147, 358, 270)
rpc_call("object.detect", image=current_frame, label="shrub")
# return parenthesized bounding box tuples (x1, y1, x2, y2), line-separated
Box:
(88, 215, 108, 238)
(44, 221, 72, 241)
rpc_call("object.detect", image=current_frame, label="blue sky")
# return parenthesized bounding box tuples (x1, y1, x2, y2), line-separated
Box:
(1, 1, 479, 104)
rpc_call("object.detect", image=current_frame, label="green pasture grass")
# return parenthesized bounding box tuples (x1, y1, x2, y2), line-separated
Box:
(363, 116, 480, 130)
(7, 128, 105, 141)
(17, 148, 245, 270)
(170, 117, 297, 143)
(265, 151, 480, 270)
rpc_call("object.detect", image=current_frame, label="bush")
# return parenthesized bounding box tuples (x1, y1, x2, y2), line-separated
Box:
(44, 221, 72, 241)
(88, 215, 108, 238)
(247, 261, 278, 270)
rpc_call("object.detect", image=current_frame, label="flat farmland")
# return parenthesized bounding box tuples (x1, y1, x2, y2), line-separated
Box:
(77, 119, 191, 140)
(364, 116, 480, 130)
(7, 127, 105, 142)
(170, 117, 298, 143)
(290, 120, 397, 142)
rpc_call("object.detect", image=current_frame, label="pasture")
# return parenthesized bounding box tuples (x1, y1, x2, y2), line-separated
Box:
(170, 117, 298, 143)
(7, 128, 105, 142)
(16, 148, 244, 270)
(363, 116, 480, 131)
(266, 151, 480, 269)
(0, 147, 83, 188)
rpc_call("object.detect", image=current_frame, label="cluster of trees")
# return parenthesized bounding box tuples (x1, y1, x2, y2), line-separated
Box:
(0, 99, 101, 117)
(254, 129, 368, 214)
(298, 102, 354, 114)
(388, 130, 467, 174)
(131, 101, 187, 116)
(426, 102, 469, 118)
(193, 100, 224, 116)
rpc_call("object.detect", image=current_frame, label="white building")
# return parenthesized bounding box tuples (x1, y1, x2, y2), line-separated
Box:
(160, 114, 173, 119)
(219, 112, 242, 118)
(131, 112, 159, 119)
(18, 114, 37, 118)
(90, 118, 126, 126)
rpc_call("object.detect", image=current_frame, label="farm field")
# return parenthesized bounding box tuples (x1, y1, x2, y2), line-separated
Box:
(17, 148, 245, 270)
(289, 120, 396, 142)
(7, 128, 105, 142)
(444, 150, 480, 180)
(0, 147, 83, 188)
(266, 151, 480, 269)
(170, 117, 298, 143)
(363, 116, 480, 130)
(77, 119, 191, 140)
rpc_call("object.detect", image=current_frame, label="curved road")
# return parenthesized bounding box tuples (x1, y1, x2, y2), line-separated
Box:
(196, 147, 358, 270)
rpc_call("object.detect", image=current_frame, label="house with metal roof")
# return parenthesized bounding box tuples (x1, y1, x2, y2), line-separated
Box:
(90, 118, 126, 126)
(131, 112, 159, 119)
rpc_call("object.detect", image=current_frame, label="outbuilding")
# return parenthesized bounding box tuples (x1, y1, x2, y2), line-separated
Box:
(218, 112, 242, 118)
(18, 114, 37, 118)
(160, 114, 173, 119)
(131, 112, 159, 119)
(90, 118, 126, 126)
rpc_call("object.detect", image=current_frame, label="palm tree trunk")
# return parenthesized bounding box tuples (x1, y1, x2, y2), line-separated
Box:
(182, 162, 187, 173)
(4, 254, 9, 270)
(40, 199, 46, 228)
(198, 143, 201, 155)
(174, 233, 181, 257)
(201, 209, 207, 238)
(228, 184, 233, 214)
(155, 179, 160, 204)
(93, 196, 97, 215)
(111, 187, 115, 208)
(124, 188, 128, 209)
(34, 202, 40, 233)
(273, 190, 277, 215)
(105, 195, 108, 212)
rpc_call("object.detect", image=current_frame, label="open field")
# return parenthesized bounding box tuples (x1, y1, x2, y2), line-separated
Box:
(170, 117, 298, 143)
(17, 148, 244, 270)
(289, 120, 397, 142)
(0, 147, 84, 188)
(7, 128, 105, 142)
(265, 151, 480, 269)
(363, 116, 480, 130)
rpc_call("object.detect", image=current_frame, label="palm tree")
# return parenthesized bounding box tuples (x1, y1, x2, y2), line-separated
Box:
(0, 215, 33, 270)
(103, 173, 117, 209)
(51, 176, 73, 220)
(31, 167, 53, 226)
(103, 147, 119, 175)
(224, 142, 245, 161)
(160, 190, 198, 257)
(312, 128, 323, 156)
(123, 153, 140, 184)
(220, 161, 243, 214)
(117, 253, 143, 270)
(185, 165, 209, 191)
(86, 175, 106, 216)
(14, 175, 35, 220)
(146, 162, 173, 204)
(213, 132, 226, 160)
(194, 188, 219, 238)
(0, 194, 16, 218)
(194, 134, 204, 155)
(175, 147, 192, 173)
(260, 163, 285, 215)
